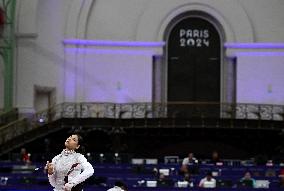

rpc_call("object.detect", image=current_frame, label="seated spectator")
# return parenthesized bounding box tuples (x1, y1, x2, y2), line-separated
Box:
(208, 151, 222, 165)
(238, 171, 256, 188)
(20, 148, 31, 165)
(279, 168, 284, 187)
(199, 172, 216, 188)
(107, 181, 128, 191)
(183, 173, 194, 187)
(265, 168, 276, 177)
(174, 173, 194, 188)
(180, 152, 199, 174)
(157, 173, 174, 187)
(279, 168, 284, 177)
(266, 160, 274, 166)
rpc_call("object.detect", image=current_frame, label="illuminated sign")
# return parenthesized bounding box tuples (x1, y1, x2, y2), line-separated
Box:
(179, 29, 209, 47)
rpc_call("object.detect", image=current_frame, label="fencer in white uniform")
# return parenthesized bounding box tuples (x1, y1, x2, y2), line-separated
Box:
(46, 134, 94, 191)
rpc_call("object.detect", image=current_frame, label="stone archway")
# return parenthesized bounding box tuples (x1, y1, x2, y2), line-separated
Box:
(146, 3, 254, 105)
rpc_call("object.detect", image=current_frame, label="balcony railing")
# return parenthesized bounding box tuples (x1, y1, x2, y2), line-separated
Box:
(33, 102, 284, 122)
(0, 102, 283, 148)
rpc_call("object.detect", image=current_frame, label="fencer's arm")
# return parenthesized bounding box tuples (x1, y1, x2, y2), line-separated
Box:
(68, 154, 94, 186)
(48, 172, 57, 187)
(46, 156, 59, 187)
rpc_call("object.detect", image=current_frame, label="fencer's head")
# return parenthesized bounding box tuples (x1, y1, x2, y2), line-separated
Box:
(65, 134, 82, 151)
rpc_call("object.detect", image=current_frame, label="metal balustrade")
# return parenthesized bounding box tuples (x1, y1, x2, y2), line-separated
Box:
(0, 102, 283, 155)
(31, 102, 284, 122)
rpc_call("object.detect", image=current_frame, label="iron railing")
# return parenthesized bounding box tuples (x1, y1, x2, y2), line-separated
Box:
(32, 102, 284, 121)
(0, 102, 283, 147)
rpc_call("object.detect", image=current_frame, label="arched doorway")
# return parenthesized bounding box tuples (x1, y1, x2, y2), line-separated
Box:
(164, 13, 224, 117)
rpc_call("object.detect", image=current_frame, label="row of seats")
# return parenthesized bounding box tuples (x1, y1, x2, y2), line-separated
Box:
(1, 161, 284, 189)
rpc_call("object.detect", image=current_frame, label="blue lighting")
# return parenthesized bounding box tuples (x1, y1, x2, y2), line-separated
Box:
(38, 118, 44, 123)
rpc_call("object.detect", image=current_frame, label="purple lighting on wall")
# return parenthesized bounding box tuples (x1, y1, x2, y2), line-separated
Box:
(65, 47, 155, 55)
(63, 39, 154, 103)
(225, 42, 284, 57)
(63, 39, 165, 47)
(225, 42, 284, 49)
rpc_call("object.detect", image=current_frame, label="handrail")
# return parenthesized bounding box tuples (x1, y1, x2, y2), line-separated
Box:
(0, 108, 18, 126)
(0, 118, 28, 145)
(0, 117, 26, 131)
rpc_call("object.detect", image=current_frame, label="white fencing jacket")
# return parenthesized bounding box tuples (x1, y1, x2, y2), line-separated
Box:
(48, 149, 94, 191)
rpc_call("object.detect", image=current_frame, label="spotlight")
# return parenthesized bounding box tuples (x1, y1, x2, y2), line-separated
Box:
(38, 118, 44, 123)
(99, 153, 105, 163)
(114, 153, 120, 164)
